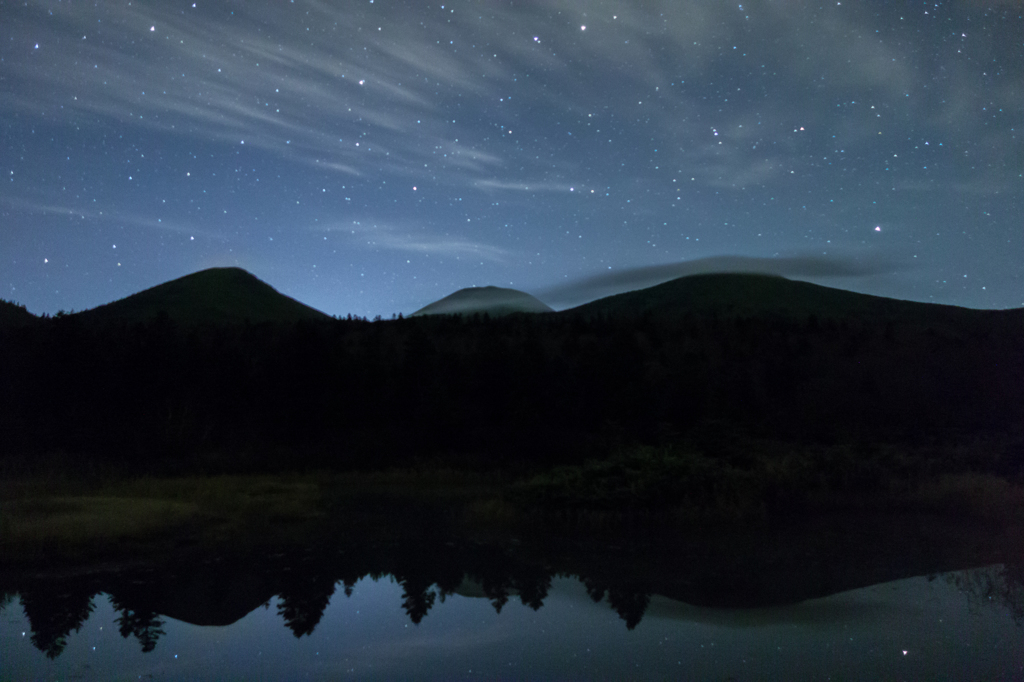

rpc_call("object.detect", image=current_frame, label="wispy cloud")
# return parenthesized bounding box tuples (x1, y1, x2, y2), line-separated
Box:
(316, 220, 512, 262)
(3, 0, 1017, 200)
(1, 197, 221, 239)
(2, 1, 508, 184)
(473, 179, 577, 192)
(540, 251, 905, 308)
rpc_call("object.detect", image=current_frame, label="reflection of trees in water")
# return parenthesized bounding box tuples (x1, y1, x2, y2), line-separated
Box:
(391, 542, 465, 624)
(110, 595, 165, 653)
(15, 546, 1017, 659)
(15, 586, 167, 657)
(946, 564, 1024, 626)
(513, 565, 551, 611)
(470, 563, 551, 615)
(398, 575, 437, 625)
(277, 570, 338, 637)
(18, 586, 95, 659)
(480, 572, 514, 613)
(2, 544, 637, 659)
(582, 578, 651, 630)
(608, 588, 651, 630)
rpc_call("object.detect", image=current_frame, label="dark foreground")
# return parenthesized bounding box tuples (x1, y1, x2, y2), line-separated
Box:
(2, 472, 1023, 652)
(2, 471, 1022, 681)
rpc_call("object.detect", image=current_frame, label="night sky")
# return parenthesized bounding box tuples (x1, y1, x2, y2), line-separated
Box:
(3, 0, 1022, 317)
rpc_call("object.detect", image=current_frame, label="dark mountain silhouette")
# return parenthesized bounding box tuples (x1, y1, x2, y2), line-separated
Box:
(72, 267, 331, 326)
(0, 299, 38, 328)
(412, 285, 553, 317)
(2, 266, 1021, 472)
(566, 272, 1020, 330)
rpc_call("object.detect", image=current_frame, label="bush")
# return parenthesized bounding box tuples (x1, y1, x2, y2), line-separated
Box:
(514, 446, 764, 519)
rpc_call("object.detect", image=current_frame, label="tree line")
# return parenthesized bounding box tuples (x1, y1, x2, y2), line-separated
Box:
(1, 309, 1021, 474)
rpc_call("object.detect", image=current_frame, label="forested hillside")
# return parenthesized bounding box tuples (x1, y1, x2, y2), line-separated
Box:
(2, 303, 1021, 475)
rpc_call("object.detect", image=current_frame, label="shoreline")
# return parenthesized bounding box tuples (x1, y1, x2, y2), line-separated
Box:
(2, 467, 1022, 576)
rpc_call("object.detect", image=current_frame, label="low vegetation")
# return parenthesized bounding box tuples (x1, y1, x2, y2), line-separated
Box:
(3, 442, 1021, 568)
(0, 474, 328, 565)
(510, 438, 1024, 526)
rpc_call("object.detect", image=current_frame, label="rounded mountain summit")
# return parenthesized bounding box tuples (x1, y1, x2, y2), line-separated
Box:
(412, 286, 553, 317)
(75, 267, 331, 326)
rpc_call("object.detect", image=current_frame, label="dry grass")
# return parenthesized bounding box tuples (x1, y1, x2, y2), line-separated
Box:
(116, 474, 325, 521)
(1, 496, 198, 544)
(0, 474, 328, 564)
(0, 469, 504, 566)
(2, 466, 1019, 567)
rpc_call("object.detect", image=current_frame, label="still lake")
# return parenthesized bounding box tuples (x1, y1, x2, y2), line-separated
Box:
(3, 500, 1023, 680)
(2, 566, 1022, 681)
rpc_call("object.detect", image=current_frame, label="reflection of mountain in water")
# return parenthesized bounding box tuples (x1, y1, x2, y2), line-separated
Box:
(3, 518, 1023, 658)
(4, 562, 1022, 660)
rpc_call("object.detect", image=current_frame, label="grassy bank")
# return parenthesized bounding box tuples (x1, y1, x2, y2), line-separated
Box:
(508, 441, 1024, 524)
(2, 447, 1022, 568)
(0, 470, 506, 567)
(0, 474, 323, 565)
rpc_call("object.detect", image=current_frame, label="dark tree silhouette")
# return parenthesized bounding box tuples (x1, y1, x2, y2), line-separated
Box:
(19, 587, 96, 659)
(607, 586, 651, 631)
(110, 596, 165, 653)
(398, 576, 437, 625)
(276, 573, 338, 638)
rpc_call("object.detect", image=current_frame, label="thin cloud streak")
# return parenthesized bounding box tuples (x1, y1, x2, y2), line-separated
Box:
(541, 253, 905, 308)
(6, 0, 997, 199)
(315, 221, 512, 262)
(2, 2, 506, 185)
(1, 198, 222, 239)
(473, 179, 578, 193)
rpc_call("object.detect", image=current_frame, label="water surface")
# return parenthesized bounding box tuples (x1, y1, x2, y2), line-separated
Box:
(2, 565, 1022, 681)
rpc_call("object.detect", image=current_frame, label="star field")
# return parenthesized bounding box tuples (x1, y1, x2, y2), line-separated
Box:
(2, 0, 1022, 316)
